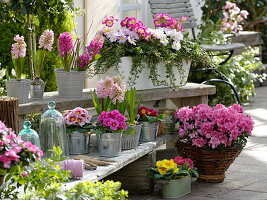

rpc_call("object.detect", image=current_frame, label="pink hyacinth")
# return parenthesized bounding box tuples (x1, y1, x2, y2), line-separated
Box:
(87, 31, 105, 57)
(96, 76, 126, 104)
(78, 53, 92, 68)
(39, 29, 54, 51)
(58, 32, 74, 57)
(11, 35, 27, 59)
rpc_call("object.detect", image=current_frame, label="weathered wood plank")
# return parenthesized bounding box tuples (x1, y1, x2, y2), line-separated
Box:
(152, 7, 193, 14)
(150, 0, 190, 4)
(150, 2, 191, 9)
(19, 83, 216, 115)
(201, 43, 245, 51)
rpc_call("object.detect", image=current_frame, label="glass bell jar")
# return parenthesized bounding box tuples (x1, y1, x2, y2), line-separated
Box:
(18, 120, 41, 147)
(39, 101, 69, 157)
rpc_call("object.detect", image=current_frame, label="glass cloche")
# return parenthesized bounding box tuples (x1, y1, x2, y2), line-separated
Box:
(39, 101, 69, 157)
(18, 120, 41, 147)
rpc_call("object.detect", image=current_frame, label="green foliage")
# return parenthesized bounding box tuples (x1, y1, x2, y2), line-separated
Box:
(125, 88, 143, 125)
(65, 180, 128, 200)
(192, 21, 265, 105)
(201, 0, 227, 23)
(0, 1, 75, 92)
(0, 146, 70, 199)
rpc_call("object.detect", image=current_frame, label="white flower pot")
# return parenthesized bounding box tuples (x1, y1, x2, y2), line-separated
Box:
(97, 56, 191, 90)
(55, 69, 85, 98)
(5, 79, 30, 103)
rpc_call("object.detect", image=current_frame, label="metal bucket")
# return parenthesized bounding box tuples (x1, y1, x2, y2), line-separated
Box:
(68, 131, 90, 155)
(139, 122, 159, 142)
(97, 132, 122, 157)
(5, 79, 30, 103)
(122, 124, 142, 150)
(30, 78, 46, 100)
(55, 69, 85, 98)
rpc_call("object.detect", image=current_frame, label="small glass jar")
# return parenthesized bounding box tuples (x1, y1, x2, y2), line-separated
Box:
(18, 120, 41, 147)
(39, 101, 69, 157)
(158, 109, 176, 135)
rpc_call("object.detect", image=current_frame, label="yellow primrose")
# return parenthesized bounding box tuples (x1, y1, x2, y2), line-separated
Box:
(156, 159, 179, 175)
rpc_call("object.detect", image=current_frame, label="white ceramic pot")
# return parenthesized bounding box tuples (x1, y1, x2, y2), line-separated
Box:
(55, 69, 85, 97)
(5, 79, 30, 103)
(97, 56, 191, 90)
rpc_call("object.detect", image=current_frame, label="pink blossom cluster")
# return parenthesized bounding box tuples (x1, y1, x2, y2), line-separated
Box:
(120, 17, 151, 40)
(172, 156, 194, 168)
(64, 107, 91, 127)
(39, 29, 54, 51)
(154, 13, 186, 32)
(11, 35, 27, 59)
(102, 16, 118, 27)
(138, 106, 158, 117)
(98, 110, 127, 131)
(58, 32, 74, 57)
(174, 104, 254, 149)
(78, 31, 105, 68)
(96, 76, 126, 104)
(221, 1, 249, 33)
(0, 120, 43, 169)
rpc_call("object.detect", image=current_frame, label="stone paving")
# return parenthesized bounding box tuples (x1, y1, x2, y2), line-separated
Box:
(130, 86, 267, 200)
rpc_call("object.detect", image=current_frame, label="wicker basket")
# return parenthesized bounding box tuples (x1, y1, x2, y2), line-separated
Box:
(176, 140, 241, 183)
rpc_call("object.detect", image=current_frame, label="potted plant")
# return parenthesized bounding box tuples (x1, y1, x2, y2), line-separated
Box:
(64, 107, 93, 155)
(6, 35, 30, 103)
(56, 31, 104, 97)
(91, 76, 127, 115)
(175, 104, 254, 183)
(138, 106, 166, 142)
(0, 120, 43, 185)
(30, 29, 54, 99)
(121, 88, 143, 150)
(93, 14, 212, 90)
(92, 110, 127, 157)
(148, 156, 198, 199)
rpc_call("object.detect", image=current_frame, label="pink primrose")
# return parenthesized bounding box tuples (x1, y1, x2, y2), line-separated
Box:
(66, 113, 78, 125)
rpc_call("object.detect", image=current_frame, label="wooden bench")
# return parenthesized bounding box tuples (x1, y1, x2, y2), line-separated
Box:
(19, 83, 215, 193)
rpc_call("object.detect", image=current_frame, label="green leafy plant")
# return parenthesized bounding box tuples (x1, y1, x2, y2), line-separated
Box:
(193, 20, 265, 105)
(94, 15, 214, 89)
(148, 157, 198, 180)
(125, 88, 143, 126)
(0, 1, 76, 92)
(0, 146, 70, 199)
(65, 180, 128, 200)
